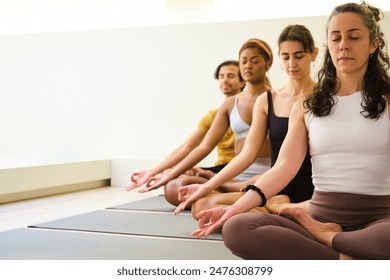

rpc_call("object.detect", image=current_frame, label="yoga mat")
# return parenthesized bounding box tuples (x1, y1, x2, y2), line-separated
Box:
(107, 195, 180, 212)
(0, 228, 239, 260)
(30, 210, 222, 240)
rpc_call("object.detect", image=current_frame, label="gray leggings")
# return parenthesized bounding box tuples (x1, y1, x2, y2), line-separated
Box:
(222, 191, 390, 259)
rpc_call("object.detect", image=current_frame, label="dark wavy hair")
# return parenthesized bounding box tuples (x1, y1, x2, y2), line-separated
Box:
(304, 2, 390, 119)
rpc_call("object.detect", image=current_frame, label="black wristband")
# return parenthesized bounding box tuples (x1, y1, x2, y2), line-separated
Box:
(245, 184, 267, 207)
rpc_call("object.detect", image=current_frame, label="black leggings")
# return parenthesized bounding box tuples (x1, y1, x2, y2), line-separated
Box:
(222, 191, 390, 259)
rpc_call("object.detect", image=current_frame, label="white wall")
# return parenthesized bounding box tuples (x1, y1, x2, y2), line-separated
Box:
(1, 13, 389, 170)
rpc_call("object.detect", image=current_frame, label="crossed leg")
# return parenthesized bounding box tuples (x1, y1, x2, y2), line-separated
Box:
(278, 207, 342, 248)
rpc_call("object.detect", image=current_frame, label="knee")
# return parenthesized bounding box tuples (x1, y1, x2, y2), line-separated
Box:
(222, 214, 248, 255)
(164, 176, 197, 207)
(191, 196, 211, 219)
(191, 195, 221, 220)
(164, 179, 181, 206)
(222, 212, 273, 258)
(364, 229, 390, 259)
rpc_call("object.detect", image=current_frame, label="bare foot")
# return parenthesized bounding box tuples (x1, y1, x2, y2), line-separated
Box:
(265, 195, 291, 214)
(279, 207, 342, 247)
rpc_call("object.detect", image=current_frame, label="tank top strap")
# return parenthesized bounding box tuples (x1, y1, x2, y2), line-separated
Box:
(266, 90, 273, 125)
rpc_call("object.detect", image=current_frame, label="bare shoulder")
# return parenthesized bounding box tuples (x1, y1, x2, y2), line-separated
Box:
(219, 94, 237, 113)
(223, 94, 236, 107)
(255, 90, 269, 107)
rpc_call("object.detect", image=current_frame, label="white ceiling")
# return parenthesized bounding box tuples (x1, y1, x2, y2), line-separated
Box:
(1, 0, 389, 35)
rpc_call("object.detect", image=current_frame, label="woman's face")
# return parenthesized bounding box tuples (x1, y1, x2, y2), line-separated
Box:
(327, 12, 378, 76)
(239, 47, 268, 84)
(278, 40, 317, 81)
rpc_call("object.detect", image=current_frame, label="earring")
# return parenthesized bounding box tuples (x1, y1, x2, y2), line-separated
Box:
(280, 64, 284, 70)
(311, 62, 316, 69)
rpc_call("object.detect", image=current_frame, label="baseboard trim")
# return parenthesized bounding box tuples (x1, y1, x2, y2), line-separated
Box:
(0, 160, 111, 204)
(0, 179, 111, 204)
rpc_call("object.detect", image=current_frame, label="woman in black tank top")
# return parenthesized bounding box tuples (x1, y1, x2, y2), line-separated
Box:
(267, 91, 314, 202)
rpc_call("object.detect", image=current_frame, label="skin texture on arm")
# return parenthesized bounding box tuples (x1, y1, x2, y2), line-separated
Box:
(193, 99, 309, 236)
(174, 93, 269, 212)
(218, 173, 261, 192)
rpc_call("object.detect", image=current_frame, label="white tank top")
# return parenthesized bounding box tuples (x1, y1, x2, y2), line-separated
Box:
(305, 91, 390, 195)
(229, 95, 250, 140)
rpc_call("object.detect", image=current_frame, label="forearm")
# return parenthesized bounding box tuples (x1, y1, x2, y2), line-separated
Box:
(219, 174, 261, 192)
(168, 146, 212, 180)
(203, 154, 257, 192)
(149, 145, 192, 176)
(252, 161, 297, 199)
(228, 188, 265, 214)
(222, 160, 297, 212)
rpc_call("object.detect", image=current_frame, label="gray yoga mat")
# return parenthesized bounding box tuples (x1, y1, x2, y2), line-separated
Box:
(0, 228, 239, 260)
(107, 195, 181, 212)
(29, 209, 222, 240)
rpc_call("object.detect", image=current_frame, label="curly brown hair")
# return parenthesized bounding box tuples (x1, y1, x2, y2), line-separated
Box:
(304, 1, 390, 119)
